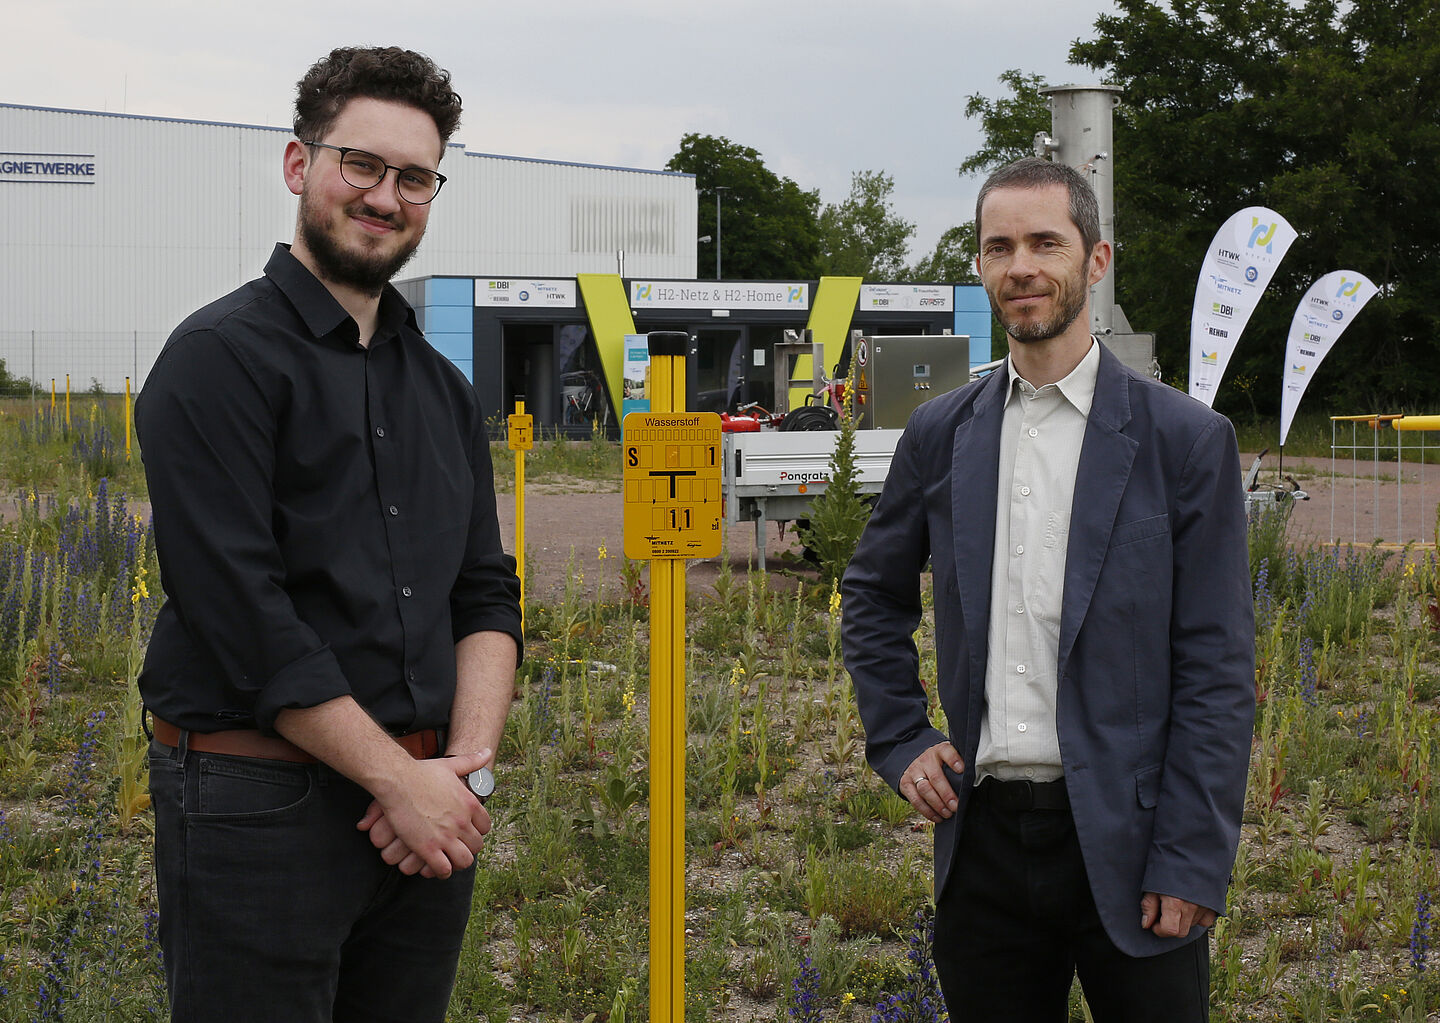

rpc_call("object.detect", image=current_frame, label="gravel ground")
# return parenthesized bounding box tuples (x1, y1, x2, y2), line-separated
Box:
(495, 452, 1440, 603)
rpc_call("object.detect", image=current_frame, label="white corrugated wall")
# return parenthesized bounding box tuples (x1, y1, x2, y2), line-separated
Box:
(0, 104, 696, 388)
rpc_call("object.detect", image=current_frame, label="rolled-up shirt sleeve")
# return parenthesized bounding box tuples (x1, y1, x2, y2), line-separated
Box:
(138, 328, 353, 734)
(449, 404, 523, 658)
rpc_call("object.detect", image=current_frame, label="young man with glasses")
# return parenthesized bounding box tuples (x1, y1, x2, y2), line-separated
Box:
(136, 47, 521, 1022)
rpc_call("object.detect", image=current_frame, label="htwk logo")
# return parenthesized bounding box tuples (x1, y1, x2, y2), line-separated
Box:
(1248, 217, 1278, 253)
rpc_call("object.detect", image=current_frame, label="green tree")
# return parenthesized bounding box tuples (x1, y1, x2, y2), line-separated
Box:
(1067, 0, 1440, 414)
(906, 70, 1049, 288)
(959, 70, 1053, 178)
(666, 134, 822, 281)
(906, 222, 981, 284)
(817, 170, 916, 280)
(797, 389, 872, 586)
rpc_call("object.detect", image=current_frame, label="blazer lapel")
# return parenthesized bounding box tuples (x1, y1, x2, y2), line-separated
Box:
(950, 368, 1007, 681)
(1059, 345, 1138, 671)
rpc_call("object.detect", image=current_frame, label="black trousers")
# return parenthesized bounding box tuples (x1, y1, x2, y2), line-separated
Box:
(933, 780, 1209, 1023)
(149, 738, 477, 1023)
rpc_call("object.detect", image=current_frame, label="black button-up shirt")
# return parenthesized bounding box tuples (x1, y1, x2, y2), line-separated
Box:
(137, 244, 522, 736)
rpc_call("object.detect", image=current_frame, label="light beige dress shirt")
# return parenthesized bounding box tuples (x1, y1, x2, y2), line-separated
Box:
(975, 339, 1100, 783)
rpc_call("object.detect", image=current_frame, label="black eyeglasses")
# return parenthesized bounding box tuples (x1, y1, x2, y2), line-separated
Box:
(303, 142, 447, 204)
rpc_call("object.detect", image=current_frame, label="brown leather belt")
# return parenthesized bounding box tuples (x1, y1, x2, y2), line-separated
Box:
(151, 717, 443, 763)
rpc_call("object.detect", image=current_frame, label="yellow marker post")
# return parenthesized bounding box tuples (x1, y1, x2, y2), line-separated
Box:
(506, 401, 534, 618)
(65, 374, 71, 433)
(124, 377, 132, 462)
(50, 379, 55, 417)
(622, 331, 721, 1022)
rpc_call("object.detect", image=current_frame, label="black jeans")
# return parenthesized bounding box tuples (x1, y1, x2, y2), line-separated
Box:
(149, 738, 476, 1023)
(933, 782, 1209, 1023)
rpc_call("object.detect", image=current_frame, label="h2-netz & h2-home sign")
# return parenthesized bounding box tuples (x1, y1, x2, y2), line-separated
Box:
(1, 152, 98, 184)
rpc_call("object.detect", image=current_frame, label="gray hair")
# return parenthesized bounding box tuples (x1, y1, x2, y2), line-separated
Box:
(974, 157, 1101, 254)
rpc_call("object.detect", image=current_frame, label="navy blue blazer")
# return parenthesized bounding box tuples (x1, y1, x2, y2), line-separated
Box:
(843, 342, 1254, 957)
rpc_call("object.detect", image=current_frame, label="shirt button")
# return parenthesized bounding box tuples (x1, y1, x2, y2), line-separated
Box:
(389, 505, 399, 516)
(1016, 605, 1025, 614)
(376, 427, 386, 438)
(1017, 722, 1028, 733)
(1028, 427, 1038, 438)
(1016, 664, 1027, 674)
(1019, 486, 1031, 497)
(1025, 767, 1036, 778)
(408, 669, 416, 681)
(1015, 545, 1024, 555)
(402, 586, 413, 597)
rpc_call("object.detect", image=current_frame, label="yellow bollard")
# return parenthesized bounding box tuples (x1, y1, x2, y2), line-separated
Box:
(506, 401, 534, 621)
(620, 331, 721, 1022)
(647, 331, 688, 1023)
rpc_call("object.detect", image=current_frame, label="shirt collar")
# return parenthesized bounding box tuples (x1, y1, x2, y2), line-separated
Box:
(263, 243, 418, 348)
(1004, 336, 1101, 418)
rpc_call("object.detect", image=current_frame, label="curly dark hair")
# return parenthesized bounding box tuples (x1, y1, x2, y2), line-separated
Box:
(293, 46, 462, 145)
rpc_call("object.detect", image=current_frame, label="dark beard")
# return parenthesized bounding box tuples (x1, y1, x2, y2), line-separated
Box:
(989, 280, 1088, 343)
(298, 193, 420, 297)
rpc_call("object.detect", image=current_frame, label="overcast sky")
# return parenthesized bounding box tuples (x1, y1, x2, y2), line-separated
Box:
(6, 0, 1118, 264)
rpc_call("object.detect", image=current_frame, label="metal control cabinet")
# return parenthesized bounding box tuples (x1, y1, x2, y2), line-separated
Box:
(852, 334, 972, 429)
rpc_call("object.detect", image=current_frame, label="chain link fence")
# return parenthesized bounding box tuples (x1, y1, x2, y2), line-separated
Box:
(0, 332, 168, 397)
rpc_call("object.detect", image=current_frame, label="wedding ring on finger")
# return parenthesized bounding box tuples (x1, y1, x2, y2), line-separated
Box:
(914, 776, 928, 786)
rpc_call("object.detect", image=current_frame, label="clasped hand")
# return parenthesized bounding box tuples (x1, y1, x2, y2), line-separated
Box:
(356, 750, 493, 879)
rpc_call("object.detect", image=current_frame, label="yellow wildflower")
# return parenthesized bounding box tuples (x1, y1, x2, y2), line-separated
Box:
(597, 542, 608, 560)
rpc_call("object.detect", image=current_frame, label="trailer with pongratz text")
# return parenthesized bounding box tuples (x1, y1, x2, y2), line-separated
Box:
(721, 428, 904, 570)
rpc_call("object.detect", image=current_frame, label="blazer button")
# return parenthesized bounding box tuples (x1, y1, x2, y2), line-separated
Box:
(402, 586, 413, 597)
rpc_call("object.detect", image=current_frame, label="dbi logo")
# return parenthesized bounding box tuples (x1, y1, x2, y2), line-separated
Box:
(1336, 277, 1362, 300)
(1248, 217, 1278, 253)
(1201, 351, 1218, 366)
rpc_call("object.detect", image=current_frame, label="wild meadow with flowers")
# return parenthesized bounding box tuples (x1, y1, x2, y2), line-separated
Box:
(0, 401, 1438, 1021)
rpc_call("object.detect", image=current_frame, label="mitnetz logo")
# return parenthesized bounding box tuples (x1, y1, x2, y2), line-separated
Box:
(1, 152, 98, 184)
(1208, 274, 1243, 296)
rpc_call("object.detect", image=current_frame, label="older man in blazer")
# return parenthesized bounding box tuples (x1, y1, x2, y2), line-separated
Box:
(843, 157, 1253, 1021)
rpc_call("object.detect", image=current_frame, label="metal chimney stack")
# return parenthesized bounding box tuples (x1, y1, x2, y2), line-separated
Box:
(1036, 84, 1123, 336)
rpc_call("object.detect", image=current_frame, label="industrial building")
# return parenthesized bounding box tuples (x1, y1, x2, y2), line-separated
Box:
(2, 102, 985, 430)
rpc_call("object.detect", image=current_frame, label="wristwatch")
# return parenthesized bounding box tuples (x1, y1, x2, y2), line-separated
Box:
(465, 766, 495, 803)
